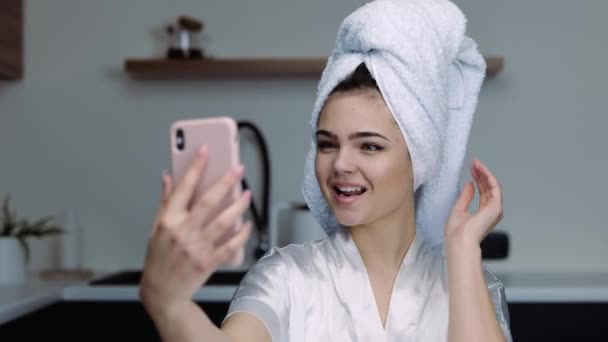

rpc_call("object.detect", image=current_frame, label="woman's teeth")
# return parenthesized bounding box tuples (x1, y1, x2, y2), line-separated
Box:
(334, 186, 367, 196)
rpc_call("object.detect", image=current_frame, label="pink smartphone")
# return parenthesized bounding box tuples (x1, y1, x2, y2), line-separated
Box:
(170, 116, 244, 267)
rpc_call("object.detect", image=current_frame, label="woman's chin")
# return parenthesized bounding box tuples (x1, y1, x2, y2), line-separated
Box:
(334, 213, 365, 227)
(325, 194, 368, 227)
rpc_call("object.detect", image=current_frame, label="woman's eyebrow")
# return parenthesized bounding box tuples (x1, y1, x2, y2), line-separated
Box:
(348, 131, 389, 141)
(315, 129, 389, 141)
(315, 129, 336, 139)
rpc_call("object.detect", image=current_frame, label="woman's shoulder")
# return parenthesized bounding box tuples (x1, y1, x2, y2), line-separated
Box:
(251, 237, 334, 276)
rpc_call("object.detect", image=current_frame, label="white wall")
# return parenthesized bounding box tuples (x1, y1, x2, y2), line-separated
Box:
(0, 0, 606, 273)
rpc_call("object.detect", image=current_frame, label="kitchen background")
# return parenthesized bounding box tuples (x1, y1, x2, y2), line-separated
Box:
(0, 0, 607, 274)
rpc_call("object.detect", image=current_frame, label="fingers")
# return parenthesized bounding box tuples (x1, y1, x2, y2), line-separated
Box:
(161, 170, 173, 204)
(166, 145, 209, 213)
(212, 221, 252, 266)
(471, 159, 488, 198)
(470, 159, 503, 228)
(472, 159, 501, 205)
(477, 160, 502, 197)
(190, 164, 245, 224)
(187, 220, 252, 274)
(152, 171, 175, 235)
(197, 189, 252, 245)
(452, 181, 475, 214)
(177, 174, 250, 275)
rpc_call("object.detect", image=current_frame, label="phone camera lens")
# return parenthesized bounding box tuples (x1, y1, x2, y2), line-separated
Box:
(176, 128, 185, 151)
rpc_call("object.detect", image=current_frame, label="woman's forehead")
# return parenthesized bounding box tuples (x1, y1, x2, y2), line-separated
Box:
(318, 91, 398, 132)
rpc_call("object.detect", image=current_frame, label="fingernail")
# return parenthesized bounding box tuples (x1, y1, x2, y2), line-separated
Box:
(197, 145, 208, 157)
(232, 164, 244, 177)
(243, 189, 252, 199)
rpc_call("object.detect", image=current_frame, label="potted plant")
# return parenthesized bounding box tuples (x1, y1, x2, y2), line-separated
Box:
(0, 193, 63, 284)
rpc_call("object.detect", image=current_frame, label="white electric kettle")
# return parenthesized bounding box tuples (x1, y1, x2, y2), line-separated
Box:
(268, 202, 327, 248)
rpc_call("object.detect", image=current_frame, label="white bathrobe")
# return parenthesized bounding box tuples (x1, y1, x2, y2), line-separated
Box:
(223, 226, 512, 341)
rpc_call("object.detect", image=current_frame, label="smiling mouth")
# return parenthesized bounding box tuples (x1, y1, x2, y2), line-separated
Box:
(332, 186, 367, 197)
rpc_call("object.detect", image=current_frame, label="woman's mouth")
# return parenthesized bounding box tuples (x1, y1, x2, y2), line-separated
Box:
(332, 185, 367, 205)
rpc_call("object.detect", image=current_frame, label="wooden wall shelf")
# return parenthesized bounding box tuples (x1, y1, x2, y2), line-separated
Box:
(0, 0, 23, 80)
(124, 56, 504, 78)
(125, 58, 327, 77)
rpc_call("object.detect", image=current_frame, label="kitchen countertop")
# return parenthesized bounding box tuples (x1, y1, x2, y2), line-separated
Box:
(0, 277, 70, 325)
(62, 283, 238, 302)
(4, 271, 608, 326)
(0, 268, 244, 326)
(499, 272, 608, 302)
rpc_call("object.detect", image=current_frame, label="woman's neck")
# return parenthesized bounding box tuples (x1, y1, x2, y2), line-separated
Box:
(348, 203, 417, 273)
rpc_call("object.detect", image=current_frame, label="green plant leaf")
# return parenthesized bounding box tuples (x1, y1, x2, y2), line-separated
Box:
(16, 218, 28, 235)
(16, 226, 63, 238)
(1, 194, 20, 237)
(1, 193, 15, 236)
(8, 212, 18, 235)
(1, 194, 64, 243)
(17, 236, 30, 264)
(30, 216, 54, 230)
(41, 227, 64, 235)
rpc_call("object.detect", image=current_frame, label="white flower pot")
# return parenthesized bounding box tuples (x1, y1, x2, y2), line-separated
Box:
(0, 237, 26, 284)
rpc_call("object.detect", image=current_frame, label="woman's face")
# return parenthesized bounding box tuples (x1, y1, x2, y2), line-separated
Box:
(315, 89, 414, 228)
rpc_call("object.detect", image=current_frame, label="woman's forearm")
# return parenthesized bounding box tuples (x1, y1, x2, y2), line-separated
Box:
(446, 241, 506, 342)
(146, 300, 233, 342)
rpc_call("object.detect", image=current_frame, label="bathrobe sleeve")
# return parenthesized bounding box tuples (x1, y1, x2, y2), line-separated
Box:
(483, 265, 514, 342)
(222, 247, 290, 342)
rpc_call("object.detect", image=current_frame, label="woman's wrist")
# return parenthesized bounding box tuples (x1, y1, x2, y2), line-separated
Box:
(141, 290, 195, 323)
(143, 298, 225, 342)
(446, 235, 482, 264)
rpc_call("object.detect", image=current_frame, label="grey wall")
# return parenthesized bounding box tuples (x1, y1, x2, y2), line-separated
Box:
(0, 0, 606, 273)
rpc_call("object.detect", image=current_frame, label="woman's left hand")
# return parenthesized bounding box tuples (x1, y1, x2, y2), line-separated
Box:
(445, 159, 504, 248)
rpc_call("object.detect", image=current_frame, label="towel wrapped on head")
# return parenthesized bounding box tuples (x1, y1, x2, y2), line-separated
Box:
(302, 0, 486, 251)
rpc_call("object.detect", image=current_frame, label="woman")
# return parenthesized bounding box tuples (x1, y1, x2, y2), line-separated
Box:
(140, 0, 512, 341)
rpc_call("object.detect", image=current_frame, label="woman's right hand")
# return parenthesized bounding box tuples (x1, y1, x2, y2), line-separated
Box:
(140, 145, 253, 318)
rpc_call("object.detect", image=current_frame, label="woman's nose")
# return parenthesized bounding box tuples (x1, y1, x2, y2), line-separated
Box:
(333, 149, 356, 174)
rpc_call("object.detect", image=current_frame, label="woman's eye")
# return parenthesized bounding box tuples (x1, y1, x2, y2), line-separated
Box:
(317, 141, 337, 150)
(362, 143, 383, 152)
